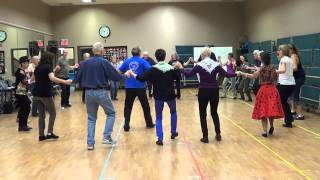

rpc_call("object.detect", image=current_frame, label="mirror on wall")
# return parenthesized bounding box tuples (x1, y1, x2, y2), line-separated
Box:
(11, 48, 28, 76)
(0, 23, 51, 78)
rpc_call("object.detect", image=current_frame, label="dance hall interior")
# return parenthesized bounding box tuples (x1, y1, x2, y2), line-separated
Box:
(0, 0, 320, 179)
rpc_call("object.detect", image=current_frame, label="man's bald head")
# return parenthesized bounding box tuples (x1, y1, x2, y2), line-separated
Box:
(142, 51, 149, 59)
(63, 49, 68, 59)
(83, 53, 90, 60)
(31, 56, 40, 65)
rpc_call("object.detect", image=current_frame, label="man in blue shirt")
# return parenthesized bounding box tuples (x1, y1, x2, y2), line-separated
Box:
(119, 47, 154, 132)
(75, 42, 124, 150)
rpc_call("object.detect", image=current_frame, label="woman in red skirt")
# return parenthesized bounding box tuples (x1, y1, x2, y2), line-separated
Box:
(237, 52, 284, 137)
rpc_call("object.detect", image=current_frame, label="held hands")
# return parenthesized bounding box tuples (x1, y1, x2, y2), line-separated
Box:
(65, 79, 73, 85)
(235, 71, 242, 77)
(124, 70, 137, 78)
(174, 62, 184, 69)
(74, 64, 79, 69)
(188, 57, 195, 64)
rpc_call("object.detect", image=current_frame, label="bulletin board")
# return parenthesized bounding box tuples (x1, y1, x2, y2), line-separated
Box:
(0, 51, 4, 74)
(103, 46, 127, 61)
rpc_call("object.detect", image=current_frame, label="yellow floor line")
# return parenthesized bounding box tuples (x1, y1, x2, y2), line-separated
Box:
(221, 114, 313, 180)
(187, 89, 314, 179)
(228, 95, 320, 138)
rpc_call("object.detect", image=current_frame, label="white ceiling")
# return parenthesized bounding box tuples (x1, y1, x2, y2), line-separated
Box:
(42, 0, 245, 6)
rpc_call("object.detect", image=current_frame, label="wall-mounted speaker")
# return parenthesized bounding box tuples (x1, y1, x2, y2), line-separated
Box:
(47, 40, 59, 54)
(29, 41, 39, 57)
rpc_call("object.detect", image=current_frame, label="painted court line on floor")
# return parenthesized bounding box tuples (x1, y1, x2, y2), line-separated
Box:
(98, 118, 125, 180)
(232, 96, 320, 138)
(180, 128, 206, 180)
(221, 114, 313, 180)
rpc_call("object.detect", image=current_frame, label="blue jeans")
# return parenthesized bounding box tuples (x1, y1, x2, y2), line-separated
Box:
(223, 77, 237, 97)
(291, 77, 305, 105)
(110, 80, 120, 99)
(85, 89, 116, 145)
(155, 99, 177, 141)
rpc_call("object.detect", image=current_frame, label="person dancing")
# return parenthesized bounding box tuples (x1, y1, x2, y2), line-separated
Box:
(33, 52, 72, 141)
(15, 56, 32, 132)
(118, 47, 154, 132)
(276, 45, 296, 128)
(130, 49, 179, 145)
(289, 44, 306, 120)
(237, 52, 284, 137)
(179, 47, 236, 143)
(221, 53, 237, 99)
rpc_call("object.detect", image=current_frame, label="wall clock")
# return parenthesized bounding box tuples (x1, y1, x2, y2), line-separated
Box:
(0, 30, 7, 43)
(99, 26, 111, 38)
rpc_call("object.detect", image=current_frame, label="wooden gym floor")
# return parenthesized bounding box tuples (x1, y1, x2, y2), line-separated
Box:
(0, 88, 319, 180)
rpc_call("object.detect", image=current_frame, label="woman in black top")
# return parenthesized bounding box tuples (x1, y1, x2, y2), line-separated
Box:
(289, 44, 306, 120)
(33, 52, 72, 141)
(169, 52, 184, 99)
(130, 49, 180, 146)
(15, 56, 32, 132)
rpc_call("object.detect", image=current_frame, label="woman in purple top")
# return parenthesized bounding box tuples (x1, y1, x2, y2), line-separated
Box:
(221, 53, 237, 99)
(177, 48, 236, 143)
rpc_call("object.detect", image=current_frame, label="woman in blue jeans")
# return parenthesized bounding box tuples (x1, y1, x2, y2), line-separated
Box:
(130, 49, 180, 145)
(221, 53, 237, 99)
(289, 44, 306, 120)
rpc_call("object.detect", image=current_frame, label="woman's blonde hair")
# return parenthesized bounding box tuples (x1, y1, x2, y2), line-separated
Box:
(201, 47, 211, 59)
(278, 44, 290, 57)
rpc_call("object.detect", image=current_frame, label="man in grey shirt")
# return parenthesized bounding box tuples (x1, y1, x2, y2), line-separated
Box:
(54, 49, 79, 109)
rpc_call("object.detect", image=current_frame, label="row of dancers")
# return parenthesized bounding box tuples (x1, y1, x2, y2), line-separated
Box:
(14, 42, 305, 150)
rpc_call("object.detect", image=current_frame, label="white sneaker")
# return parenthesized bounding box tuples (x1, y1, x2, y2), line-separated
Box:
(61, 107, 65, 110)
(103, 138, 114, 144)
(87, 145, 94, 150)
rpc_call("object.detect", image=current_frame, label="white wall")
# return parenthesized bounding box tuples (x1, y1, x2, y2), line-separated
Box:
(52, 3, 245, 62)
(245, 0, 320, 42)
(0, 0, 53, 77)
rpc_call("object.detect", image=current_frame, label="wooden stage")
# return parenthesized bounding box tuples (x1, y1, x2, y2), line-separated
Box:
(0, 89, 319, 180)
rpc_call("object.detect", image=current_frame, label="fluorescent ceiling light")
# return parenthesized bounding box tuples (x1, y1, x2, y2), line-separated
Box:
(81, 0, 94, 3)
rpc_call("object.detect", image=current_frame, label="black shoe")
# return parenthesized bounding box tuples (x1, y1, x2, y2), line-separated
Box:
(39, 136, 47, 141)
(269, 127, 274, 135)
(114, 98, 118, 101)
(215, 134, 222, 141)
(124, 126, 130, 132)
(18, 127, 32, 132)
(220, 96, 226, 98)
(295, 115, 305, 120)
(46, 133, 59, 140)
(291, 111, 297, 116)
(171, 132, 179, 140)
(262, 133, 268, 137)
(247, 99, 253, 102)
(65, 104, 72, 108)
(233, 97, 237, 100)
(156, 140, 163, 146)
(147, 124, 155, 129)
(240, 97, 245, 101)
(200, 137, 209, 143)
(282, 124, 293, 128)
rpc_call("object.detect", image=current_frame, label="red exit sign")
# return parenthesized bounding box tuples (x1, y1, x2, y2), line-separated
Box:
(60, 39, 69, 47)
